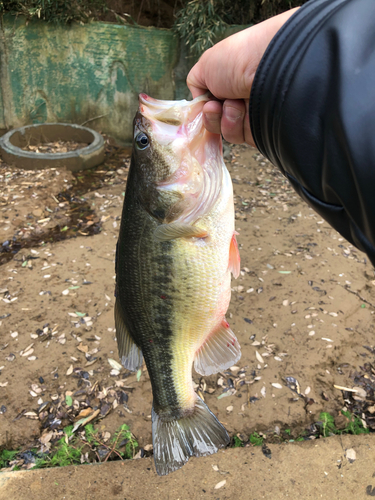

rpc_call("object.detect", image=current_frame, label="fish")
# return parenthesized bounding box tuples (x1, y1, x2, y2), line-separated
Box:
(114, 93, 241, 476)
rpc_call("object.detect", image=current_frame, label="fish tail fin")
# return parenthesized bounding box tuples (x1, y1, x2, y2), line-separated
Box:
(152, 396, 229, 476)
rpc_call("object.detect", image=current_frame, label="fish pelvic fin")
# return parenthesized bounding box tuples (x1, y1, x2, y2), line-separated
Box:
(153, 222, 208, 242)
(194, 319, 241, 376)
(228, 232, 240, 278)
(152, 395, 229, 476)
(114, 298, 143, 371)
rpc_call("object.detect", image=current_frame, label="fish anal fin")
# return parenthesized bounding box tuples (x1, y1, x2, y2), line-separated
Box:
(153, 222, 208, 242)
(228, 233, 240, 278)
(114, 299, 143, 372)
(194, 319, 241, 376)
(152, 395, 229, 476)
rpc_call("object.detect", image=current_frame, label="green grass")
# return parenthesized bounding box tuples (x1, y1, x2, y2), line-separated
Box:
(36, 426, 81, 468)
(233, 436, 244, 447)
(319, 411, 369, 437)
(240, 410, 369, 451)
(249, 432, 264, 446)
(0, 423, 138, 470)
(0, 449, 19, 469)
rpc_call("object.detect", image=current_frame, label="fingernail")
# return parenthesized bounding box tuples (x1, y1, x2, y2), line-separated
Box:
(224, 106, 244, 122)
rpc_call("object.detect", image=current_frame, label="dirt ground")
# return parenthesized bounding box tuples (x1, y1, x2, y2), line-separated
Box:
(1, 141, 375, 475)
(1, 434, 375, 500)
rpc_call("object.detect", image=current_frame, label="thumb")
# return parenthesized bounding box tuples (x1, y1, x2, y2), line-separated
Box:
(187, 58, 210, 99)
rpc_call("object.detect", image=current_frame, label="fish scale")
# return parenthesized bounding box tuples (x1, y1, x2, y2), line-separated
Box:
(115, 94, 241, 475)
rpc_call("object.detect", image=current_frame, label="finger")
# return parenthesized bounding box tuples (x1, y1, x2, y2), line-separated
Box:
(202, 100, 223, 135)
(221, 99, 246, 144)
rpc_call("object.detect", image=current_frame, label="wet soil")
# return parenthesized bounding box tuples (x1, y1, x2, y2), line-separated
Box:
(0, 142, 375, 469)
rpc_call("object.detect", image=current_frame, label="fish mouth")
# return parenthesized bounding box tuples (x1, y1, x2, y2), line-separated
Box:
(138, 93, 211, 127)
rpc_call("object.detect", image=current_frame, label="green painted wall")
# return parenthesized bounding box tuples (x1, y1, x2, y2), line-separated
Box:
(0, 16, 179, 144)
(0, 16, 246, 144)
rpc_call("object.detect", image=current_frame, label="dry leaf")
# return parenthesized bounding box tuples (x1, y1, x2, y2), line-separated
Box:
(214, 480, 226, 490)
(72, 409, 100, 432)
(255, 351, 264, 364)
(108, 358, 122, 371)
(22, 348, 34, 357)
(77, 343, 88, 353)
(271, 383, 283, 389)
(75, 407, 93, 420)
(85, 358, 98, 367)
(40, 431, 54, 444)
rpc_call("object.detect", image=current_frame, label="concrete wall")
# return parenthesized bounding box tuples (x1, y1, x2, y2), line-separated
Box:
(0, 16, 246, 144)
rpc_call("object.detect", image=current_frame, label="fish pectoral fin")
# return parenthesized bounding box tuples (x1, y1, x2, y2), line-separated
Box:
(115, 299, 143, 372)
(153, 222, 208, 242)
(152, 395, 229, 476)
(228, 232, 240, 279)
(194, 319, 241, 376)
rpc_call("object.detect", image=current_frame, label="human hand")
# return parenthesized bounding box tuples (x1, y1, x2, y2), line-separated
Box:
(187, 8, 299, 146)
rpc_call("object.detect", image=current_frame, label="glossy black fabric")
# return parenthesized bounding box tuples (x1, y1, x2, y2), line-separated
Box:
(249, 0, 375, 266)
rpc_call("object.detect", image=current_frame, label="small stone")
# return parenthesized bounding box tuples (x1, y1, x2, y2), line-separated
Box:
(345, 448, 356, 463)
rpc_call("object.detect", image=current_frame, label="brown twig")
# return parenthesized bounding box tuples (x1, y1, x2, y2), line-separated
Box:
(103, 430, 124, 463)
(341, 284, 375, 309)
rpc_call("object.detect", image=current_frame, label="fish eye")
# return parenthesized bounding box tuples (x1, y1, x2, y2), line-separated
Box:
(135, 133, 149, 150)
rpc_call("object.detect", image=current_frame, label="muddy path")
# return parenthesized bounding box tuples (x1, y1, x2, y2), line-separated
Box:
(0, 142, 374, 462)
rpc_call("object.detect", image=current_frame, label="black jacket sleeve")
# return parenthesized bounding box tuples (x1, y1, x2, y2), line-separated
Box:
(249, 0, 375, 267)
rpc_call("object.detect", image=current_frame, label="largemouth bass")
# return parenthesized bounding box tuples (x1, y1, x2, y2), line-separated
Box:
(115, 93, 241, 475)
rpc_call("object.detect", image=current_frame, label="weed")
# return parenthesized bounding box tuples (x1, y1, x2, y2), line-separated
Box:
(319, 412, 337, 438)
(0, 423, 138, 471)
(318, 411, 369, 437)
(233, 436, 244, 448)
(249, 432, 264, 446)
(341, 411, 369, 435)
(35, 426, 81, 468)
(0, 0, 107, 24)
(174, 0, 307, 58)
(0, 449, 19, 468)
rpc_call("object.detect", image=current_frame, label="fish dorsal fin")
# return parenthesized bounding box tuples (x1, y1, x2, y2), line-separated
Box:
(194, 319, 241, 376)
(228, 233, 240, 279)
(153, 222, 208, 242)
(115, 299, 143, 372)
